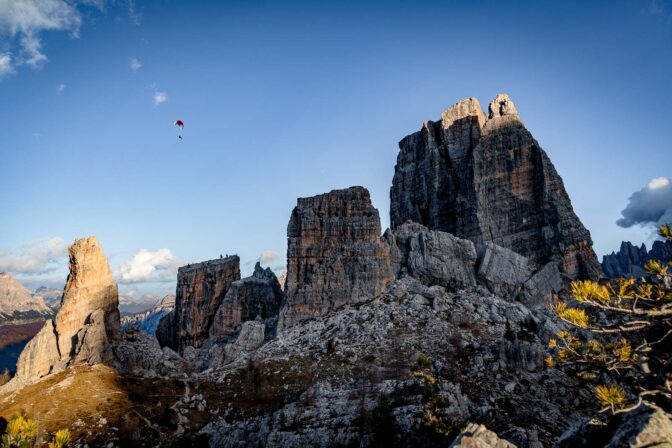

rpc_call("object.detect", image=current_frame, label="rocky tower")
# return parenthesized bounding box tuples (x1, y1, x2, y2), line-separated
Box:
(171, 256, 240, 350)
(277, 187, 394, 331)
(56, 237, 120, 360)
(16, 237, 120, 379)
(390, 94, 602, 278)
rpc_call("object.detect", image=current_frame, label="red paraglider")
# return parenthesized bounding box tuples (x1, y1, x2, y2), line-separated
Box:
(174, 119, 184, 139)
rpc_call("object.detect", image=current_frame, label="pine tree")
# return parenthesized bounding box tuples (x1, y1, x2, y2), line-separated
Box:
(547, 224, 672, 414)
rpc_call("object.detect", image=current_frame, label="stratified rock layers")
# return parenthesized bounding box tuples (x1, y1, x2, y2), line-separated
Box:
(390, 95, 601, 278)
(278, 187, 394, 331)
(173, 257, 240, 350)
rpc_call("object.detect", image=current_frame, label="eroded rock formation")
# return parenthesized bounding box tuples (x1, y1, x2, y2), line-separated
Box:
(210, 262, 282, 340)
(56, 237, 120, 360)
(390, 94, 601, 279)
(14, 237, 120, 379)
(277, 187, 394, 331)
(166, 257, 241, 351)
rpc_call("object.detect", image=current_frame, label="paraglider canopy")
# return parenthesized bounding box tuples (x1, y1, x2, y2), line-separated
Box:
(174, 119, 184, 129)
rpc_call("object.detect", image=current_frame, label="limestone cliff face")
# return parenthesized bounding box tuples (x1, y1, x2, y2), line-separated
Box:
(390, 94, 602, 279)
(56, 237, 120, 360)
(210, 262, 282, 340)
(277, 187, 394, 331)
(15, 237, 120, 379)
(172, 257, 240, 350)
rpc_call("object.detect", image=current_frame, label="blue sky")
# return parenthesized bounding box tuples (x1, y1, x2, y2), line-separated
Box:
(1, 0, 671, 298)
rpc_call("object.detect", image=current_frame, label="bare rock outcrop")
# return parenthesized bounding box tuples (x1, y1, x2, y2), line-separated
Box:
(558, 403, 672, 448)
(450, 423, 517, 447)
(277, 187, 394, 331)
(56, 237, 120, 360)
(15, 320, 60, 378)
(388, 222, 477, 290)
(390, 94, 602, 279)
(210, 262, 282, 340)
(223, 320, 266, 361)
(170, 256, 241, 351)
(476, 243, 531, 299)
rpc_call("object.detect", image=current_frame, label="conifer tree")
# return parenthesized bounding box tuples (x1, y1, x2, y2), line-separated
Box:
(547, 224, 672, 414)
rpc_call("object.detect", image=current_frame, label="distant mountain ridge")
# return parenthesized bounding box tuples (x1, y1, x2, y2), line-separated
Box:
(0, 273, 53, 324)
(121, 294, 175, 335)
(602, 239, 672, 278)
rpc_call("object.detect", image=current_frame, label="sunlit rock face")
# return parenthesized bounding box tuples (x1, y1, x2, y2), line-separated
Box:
(390, 94, 602, 279)
(277, 187, 394, 331)
(15, 237, 121, 379)
(173, 257, 241, 351)
(15, 320, 60, 378)
(56, 237, 120, 360)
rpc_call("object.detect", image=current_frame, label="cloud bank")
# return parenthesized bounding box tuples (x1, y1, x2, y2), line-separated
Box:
(617, 177, 672, 229)
(114, 248, 181, 283)
(0, 237, 68, 274)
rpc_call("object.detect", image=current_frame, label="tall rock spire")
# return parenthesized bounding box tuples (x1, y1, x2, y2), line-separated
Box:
(15, 236, 121, 379)
(390, 94, 602, 278)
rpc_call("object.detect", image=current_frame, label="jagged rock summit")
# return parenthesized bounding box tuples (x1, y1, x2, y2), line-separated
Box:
(390, 94, 602, 279)
(602, 239, 672, 278)
(14, 236, 120, 379)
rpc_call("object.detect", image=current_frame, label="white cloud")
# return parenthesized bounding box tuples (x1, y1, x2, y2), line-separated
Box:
(259, 250, 280, 263)
(0, 0, 139, 78)
(153, 88, 167, 105)
(20, 32, 47, 67)
(0, 53, 13, 76)
(56, 83, 65, 93)
(617, 177, 672, 228)
(114, 248, 180, 283)
(0, 0, 84, 77)
(130, 57, 141, 71)
(0, 237, 68, 274)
